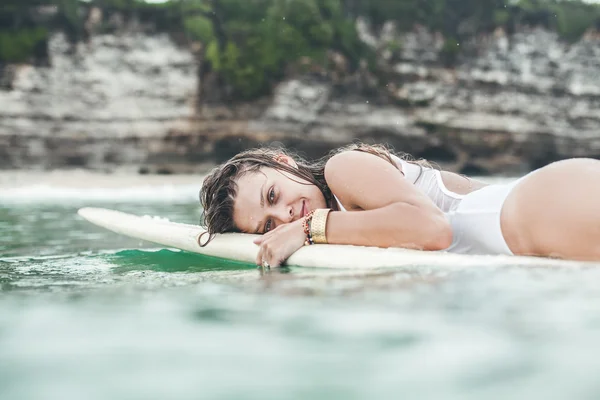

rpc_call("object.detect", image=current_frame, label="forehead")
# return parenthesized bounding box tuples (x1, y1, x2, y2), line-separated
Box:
(232, 170, 267, 233)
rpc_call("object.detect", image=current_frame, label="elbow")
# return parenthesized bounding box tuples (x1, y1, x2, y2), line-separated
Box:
(425, 212, 453, 251)
(381, 203, 453, 251)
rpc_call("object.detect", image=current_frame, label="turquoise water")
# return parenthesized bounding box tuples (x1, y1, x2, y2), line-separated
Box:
(3, 181, 600, 399)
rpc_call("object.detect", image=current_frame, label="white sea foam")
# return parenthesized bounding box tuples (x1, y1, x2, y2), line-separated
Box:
(0, 171, 512, 204)
(0, 184, 200, 204)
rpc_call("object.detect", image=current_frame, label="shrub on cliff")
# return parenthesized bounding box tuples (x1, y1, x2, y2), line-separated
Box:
(0, 0, 50, 63)
(511, 0, 600, 42)
(183, 0, 367, 99)
(0, 28, 48, 63)
(554, 2, 600, 42)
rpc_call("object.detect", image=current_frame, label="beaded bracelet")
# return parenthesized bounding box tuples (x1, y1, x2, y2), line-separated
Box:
(302, 210, 315, 246)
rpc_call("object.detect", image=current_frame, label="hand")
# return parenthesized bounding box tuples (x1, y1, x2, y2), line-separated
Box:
(254, 218, 306, 268)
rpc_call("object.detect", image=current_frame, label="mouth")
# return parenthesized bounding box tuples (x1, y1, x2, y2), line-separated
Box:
(301, 200, 307, 218)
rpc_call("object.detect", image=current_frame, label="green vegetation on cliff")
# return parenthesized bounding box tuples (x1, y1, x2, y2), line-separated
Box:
(1, 0, 599, 98)
(179, 0, 367, 98)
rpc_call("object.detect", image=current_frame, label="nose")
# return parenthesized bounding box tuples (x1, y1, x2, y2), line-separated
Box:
(272, 205, 294, 225)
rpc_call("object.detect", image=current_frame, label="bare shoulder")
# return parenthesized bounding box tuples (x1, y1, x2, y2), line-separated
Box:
(324, 150, 410, 210)
(324, 151, 399, 182)
(324, 151, 361, 182)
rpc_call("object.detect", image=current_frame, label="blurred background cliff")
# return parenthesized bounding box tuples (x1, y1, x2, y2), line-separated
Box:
(1, 0, 599, 175)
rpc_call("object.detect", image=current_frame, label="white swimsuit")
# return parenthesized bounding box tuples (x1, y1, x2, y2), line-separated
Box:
(336, 155, 519, 256)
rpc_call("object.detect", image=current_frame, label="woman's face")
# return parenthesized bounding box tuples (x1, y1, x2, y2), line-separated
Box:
(232, 163, 327, 234)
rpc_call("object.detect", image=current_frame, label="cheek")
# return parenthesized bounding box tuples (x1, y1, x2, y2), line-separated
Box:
(308, 186, 326, 207)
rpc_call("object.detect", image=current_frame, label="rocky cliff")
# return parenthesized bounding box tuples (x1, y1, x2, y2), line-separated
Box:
(1, 24, 599, 174)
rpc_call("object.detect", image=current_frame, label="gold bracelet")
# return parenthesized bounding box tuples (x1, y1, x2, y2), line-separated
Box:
(310, 208, 331, 244)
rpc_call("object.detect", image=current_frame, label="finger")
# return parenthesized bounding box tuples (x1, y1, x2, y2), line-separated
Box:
(271, 257, 282, 268)
(263, 245, 273, 268)
(255, 230, 275, 244)
(266, 248, 284, 269)
(275, 253, 288, 269)
(255, 246, 264, 267)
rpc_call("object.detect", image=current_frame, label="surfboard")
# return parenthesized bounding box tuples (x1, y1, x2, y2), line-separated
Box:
(77, 207, 587, 270)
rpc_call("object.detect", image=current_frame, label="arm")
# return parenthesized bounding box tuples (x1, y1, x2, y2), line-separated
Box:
(254, 150, 453, 268)
(323, 151, 452, 251)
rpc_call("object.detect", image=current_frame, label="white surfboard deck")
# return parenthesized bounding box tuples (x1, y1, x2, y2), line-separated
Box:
(78, 207, 589, 270)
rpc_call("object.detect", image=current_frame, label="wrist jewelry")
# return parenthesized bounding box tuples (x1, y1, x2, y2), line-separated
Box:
(302, 210, 315, 246)
(310, 208, 331, 244)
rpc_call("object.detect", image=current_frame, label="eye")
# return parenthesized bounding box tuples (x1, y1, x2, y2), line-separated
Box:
(264, 219, 273, 233)
(268, 187, 276, 204)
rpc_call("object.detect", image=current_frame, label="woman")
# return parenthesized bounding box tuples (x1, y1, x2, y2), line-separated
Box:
(200, 144, 600, 268)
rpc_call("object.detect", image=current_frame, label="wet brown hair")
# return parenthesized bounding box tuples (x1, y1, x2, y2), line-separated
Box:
(199, 143, 426, 245)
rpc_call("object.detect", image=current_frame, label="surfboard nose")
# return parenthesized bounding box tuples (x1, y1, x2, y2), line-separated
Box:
(77, 207, 95, 218)
(78, 207, 104, 221)
(78, 207, 95, 220)
(77, 207, 122, 225)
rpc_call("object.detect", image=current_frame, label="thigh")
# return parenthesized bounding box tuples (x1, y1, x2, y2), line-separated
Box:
(504, 158, 600, 260)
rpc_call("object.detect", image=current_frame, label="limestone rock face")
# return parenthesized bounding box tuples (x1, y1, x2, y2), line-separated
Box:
(254, 27, 600, 174)
(0, 33, 196, 169)
(1, 26, 599, 175)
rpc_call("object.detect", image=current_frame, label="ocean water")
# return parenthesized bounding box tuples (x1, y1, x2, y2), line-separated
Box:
(2, 176, 600, 400)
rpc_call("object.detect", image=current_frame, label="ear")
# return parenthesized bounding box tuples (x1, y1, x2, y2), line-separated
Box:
(274, 154, 298, 169)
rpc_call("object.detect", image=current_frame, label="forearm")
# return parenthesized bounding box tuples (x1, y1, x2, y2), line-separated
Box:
(324, 203, 452, 251)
